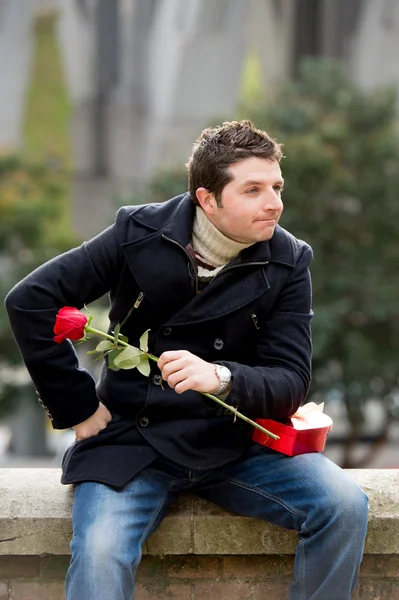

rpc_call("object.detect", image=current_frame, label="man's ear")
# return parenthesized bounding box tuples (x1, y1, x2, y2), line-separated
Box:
(196, 188, 217, 215)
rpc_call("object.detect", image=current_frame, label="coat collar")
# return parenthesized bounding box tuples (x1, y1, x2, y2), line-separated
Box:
(129, 193, 295, 267)
(120, 194, 297, 325)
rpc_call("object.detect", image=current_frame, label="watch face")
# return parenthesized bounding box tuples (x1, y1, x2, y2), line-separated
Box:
(219, 366, 230, 379)
(216, 365, 231, 384)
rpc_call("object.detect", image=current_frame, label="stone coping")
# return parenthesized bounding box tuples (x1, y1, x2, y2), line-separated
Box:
(0, 469, 397, 556)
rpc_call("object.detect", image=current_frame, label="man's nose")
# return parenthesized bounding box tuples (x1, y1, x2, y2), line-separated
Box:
(263, 192, 282, 211)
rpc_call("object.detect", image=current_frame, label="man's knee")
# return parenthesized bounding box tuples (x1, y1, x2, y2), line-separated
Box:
(72, 521, 138, 568)
(312, 474, 369, 535)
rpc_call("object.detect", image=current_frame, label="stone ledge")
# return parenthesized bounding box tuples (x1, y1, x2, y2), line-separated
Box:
(0, 468, 397, 556)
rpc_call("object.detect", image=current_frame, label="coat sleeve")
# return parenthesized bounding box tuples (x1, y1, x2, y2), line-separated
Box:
(216, 243, 313, 421)
(4, 209, 128, 429)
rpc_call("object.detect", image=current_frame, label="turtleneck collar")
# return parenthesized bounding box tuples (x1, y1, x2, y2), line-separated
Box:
(192, 206, 255, 268)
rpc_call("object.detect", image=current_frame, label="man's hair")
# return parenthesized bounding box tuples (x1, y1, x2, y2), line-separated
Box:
(186, 119, 283, 206)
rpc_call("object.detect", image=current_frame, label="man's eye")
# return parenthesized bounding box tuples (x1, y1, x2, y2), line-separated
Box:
(246, 188, 258, 194)
(274, 186, 283, 193)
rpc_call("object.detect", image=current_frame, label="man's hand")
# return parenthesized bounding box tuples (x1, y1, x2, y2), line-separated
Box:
(73, 402, 112, 441)
(158, 350, 220, 394)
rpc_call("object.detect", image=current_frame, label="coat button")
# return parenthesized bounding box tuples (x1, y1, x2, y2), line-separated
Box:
(213, 338, 224, 350)
(163, 327, 172, 336)
(152, 374, 162, 386)
(138, 416, 150, 427)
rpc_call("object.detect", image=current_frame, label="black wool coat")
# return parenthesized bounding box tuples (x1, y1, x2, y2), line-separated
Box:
(5, 194, 313, 488)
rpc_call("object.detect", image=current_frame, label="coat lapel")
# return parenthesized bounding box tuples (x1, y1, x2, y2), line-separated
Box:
(120, 196, 195, 321)
(166, 264, 271, 325)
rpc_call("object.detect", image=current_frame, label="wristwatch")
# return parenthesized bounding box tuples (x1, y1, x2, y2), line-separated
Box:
(213, 364, 232, 395)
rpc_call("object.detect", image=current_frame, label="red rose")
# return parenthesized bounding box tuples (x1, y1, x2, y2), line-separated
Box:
(54, 307, 88, 344)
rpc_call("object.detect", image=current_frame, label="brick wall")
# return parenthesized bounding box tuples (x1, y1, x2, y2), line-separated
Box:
(0, 469, 398, 600)
(0, 554, 398, 599)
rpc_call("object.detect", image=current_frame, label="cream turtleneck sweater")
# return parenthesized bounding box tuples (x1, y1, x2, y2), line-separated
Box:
(192, 207, 254, 283)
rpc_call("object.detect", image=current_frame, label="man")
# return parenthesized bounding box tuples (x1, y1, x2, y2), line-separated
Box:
(5, 120, 368, 600)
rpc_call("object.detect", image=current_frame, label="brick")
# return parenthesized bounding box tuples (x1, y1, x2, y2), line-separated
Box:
(252, 580, 290, 600)
(163, 556, 221, 579)
(0, 557, 40, 579)
(137, 556, 221, 581)
(192, 581, 252, 600)
(12, 581, 65, 600)
(0, 583, 8, 600)
(40, 556, 70, 580)
(136, 556, 164, 580)
(354, 579, 399, 600)
(135, 581, 192, 600)
(359, 555, 399, 578)
(222, 555, 294, 579)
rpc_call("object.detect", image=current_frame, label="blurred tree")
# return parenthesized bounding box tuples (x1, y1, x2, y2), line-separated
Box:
(0, 153, 78, 449)
(242, 59, 399, 466)
(24, 10, 71, 169)
(0, 8, 77, 456)
(118, 167, 188, 208)
(23, 9, 72, 232)
(121, 58, 399, 467)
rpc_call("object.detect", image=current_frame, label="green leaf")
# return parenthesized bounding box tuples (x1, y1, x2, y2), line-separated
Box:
(107, 347, 124, 370)
(113, 345, 143, 369)
(119, 334, 129, 344)
(139, 329, 150, 353)
(91, 353, 108, 363)
(108, 361, 121, 371)
(116, 357, 141, 370)
(137, 356, 150, 377)
(96, 340, 114, 352)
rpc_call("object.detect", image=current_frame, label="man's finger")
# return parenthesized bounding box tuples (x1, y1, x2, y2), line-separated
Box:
(166, 368, 189, 389)
(158, 350, 187, 369)
(160, 358, 188, 379)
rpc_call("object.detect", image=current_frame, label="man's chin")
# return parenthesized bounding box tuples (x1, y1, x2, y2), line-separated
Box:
(257, 226, 276, 242)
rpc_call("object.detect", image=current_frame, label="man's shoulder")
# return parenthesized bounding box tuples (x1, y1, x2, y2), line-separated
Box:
(115, 193, 189, 231)
(270, 225, 313, 267)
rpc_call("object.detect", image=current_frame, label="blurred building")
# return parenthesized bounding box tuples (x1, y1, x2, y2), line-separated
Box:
(1, 0, 399, 235)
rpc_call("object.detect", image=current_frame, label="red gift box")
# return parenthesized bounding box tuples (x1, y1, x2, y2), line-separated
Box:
(252, 403, 333, 456)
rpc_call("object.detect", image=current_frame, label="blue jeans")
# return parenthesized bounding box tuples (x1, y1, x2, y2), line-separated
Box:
(65, 446, 368, 600)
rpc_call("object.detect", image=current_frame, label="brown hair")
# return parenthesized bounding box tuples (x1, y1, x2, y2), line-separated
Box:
(187, 120, 283, 206)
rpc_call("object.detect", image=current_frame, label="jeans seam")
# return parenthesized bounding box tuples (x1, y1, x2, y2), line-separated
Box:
(131, 480, 177, 572)
(298, 538, 306, 600)
(215, 475, 308, 521)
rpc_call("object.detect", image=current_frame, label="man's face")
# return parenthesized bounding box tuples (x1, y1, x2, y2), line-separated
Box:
(197, 157, 284, 244)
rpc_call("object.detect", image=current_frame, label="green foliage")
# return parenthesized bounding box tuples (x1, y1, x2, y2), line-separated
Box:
(239, 52, 266, 107)
(0, 153, 78, 415)
(0, 9, 74, 419)
(243, 59, 399, 419)
(23, 11, 71, 168)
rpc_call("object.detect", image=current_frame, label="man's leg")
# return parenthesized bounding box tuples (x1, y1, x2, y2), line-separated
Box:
(65, 461, 187, 600)
(195, 446, 368, 600)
